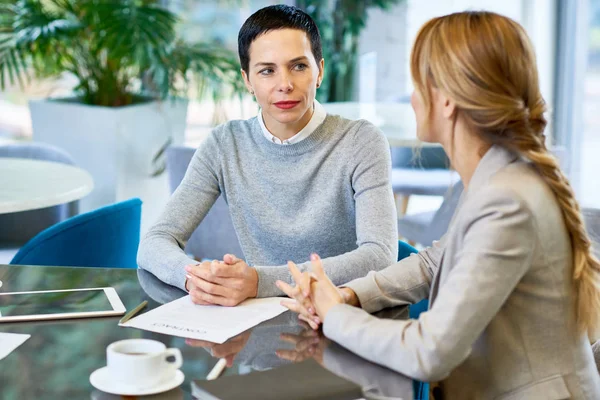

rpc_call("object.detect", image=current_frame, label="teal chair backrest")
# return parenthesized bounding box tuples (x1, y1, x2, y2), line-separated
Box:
(10, 198, 142, 269)
(398, 240, 430, 400)
(398, 240, 430, 318)
(398, 239, 418, 261)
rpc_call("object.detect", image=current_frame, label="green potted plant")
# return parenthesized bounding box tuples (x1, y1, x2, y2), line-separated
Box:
(0, 0, 244, 212)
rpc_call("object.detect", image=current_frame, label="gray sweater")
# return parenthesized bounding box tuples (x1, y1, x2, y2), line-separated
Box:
(137, 114, 398, 297)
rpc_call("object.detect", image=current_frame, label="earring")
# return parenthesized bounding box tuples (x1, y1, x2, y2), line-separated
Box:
(316, 82, 321, 88)
(250, 90, 254, 95)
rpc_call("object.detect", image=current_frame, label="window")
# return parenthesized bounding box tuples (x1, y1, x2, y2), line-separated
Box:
(555, 0, 600, 207)
(581, 0, 600, 207)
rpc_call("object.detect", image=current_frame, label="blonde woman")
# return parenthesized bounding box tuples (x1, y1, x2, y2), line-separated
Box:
(278, 11, 600, 399)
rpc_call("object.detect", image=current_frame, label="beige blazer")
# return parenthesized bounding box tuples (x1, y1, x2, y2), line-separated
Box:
(323, 145, 600, 399)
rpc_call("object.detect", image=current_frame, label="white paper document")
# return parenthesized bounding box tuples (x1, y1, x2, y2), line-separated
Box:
(0, 332, 30, 361)
(120, 296, 287, 344)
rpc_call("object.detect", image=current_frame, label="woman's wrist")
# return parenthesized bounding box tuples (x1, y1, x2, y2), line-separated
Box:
(340, 287, 360, 307)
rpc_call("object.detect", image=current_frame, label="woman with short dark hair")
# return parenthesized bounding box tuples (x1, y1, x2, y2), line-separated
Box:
(138, 5, 398, 309)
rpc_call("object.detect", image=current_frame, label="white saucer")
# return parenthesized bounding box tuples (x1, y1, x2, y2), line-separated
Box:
(90, 367, 185, 396)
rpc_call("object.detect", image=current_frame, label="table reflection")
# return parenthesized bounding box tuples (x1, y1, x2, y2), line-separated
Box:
(0, 265, 414, 400)
(138, 270, 415, 399)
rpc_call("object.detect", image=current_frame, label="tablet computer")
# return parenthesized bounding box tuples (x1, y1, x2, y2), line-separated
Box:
(0, 287, 126, 323)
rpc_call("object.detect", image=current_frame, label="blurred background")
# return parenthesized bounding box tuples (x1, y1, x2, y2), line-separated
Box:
(0, 0, 598, 257)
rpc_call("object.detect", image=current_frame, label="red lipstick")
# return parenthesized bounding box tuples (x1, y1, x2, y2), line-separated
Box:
(274, 101, 300, 110)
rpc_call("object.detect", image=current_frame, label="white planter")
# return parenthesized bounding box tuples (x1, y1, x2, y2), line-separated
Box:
(29, 98, 188, 213)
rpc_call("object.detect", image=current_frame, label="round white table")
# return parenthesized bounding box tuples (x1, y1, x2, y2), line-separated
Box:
(0, 158, 94, 214)
(383, 127, 440, 147)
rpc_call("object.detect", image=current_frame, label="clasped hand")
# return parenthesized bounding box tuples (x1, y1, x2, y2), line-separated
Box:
(185, 254, 258, 307)
(276, 254, 346, 330)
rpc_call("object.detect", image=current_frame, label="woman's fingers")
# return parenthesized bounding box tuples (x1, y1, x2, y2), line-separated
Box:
(300, 271, 312, 298)
(296, 319, 312, 331)
(288, 261, 311, 297)
(190, 288, 236, 307)
(185, 339, 214, 348)
(275, 349, 303, 362)
(288, 261, 317, 299)
(287, 261, 302, 283)
(310, 253, 327, 279)
(223, 254, 241, 265)
(281, 300, 319, 330)
(280, 299, 313, 321)
(280, 299, 303, 313)
(188, 293, 212, 305)
(225, 354, 236, 367)
(190, 274, 229, 297)
(279, 332, 303, 345)
(276, 279, 297, 298)
(186, 279, 214, 305)
(209, 341, 242, 358)
(302, 312, 321, 326)
(298, 313, 320, 330)
(277, 281, 316, 315)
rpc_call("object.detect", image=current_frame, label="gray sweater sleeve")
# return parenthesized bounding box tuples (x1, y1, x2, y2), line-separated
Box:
(255, 122, 398, 297)
(136, 132, 222, 290)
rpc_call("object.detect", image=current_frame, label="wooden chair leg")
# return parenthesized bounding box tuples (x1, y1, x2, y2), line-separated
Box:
(396, 193, 413, 242)
(399, 194, 410, 216)
(394, 193, 409, 216)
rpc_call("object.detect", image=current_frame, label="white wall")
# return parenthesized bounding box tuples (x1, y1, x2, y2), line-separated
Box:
(355, 2, 410, 101)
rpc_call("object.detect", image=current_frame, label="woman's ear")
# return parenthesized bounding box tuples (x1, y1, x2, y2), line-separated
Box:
(240, 69, 254, 94)
(317, 58, 325, 88)
(440, 91, 457, 120)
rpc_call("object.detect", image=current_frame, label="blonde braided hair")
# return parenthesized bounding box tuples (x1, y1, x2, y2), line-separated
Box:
(411, 11, 600, 338)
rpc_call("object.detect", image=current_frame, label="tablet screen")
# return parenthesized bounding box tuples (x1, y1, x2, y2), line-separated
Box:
(0, 289, 112, 317)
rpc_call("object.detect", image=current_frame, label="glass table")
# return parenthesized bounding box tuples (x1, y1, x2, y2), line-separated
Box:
(0, 264, 414, 399)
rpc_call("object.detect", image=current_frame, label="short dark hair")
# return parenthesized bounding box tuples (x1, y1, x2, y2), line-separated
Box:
(238, 5, 322, 73)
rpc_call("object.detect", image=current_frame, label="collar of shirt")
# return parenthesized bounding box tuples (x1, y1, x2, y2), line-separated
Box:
(258, 100, 326, 145)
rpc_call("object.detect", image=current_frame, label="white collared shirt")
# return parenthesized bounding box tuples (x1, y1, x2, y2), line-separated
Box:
(258, 100, 326, 145)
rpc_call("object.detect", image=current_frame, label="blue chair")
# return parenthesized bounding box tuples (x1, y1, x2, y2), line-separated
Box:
(398, 240, 429, 399)
(398, 181, 464, 247)
(10, 198, 142, 269)
(398, 241, 430, 320)
(398, 239, 418, 261)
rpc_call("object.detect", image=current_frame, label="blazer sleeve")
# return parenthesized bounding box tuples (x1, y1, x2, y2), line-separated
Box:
(342, 237, 446, 313)
(323, 185, 536, 381)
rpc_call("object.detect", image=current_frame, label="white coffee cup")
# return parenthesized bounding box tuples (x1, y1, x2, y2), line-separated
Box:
(106, 339, 183, 390)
